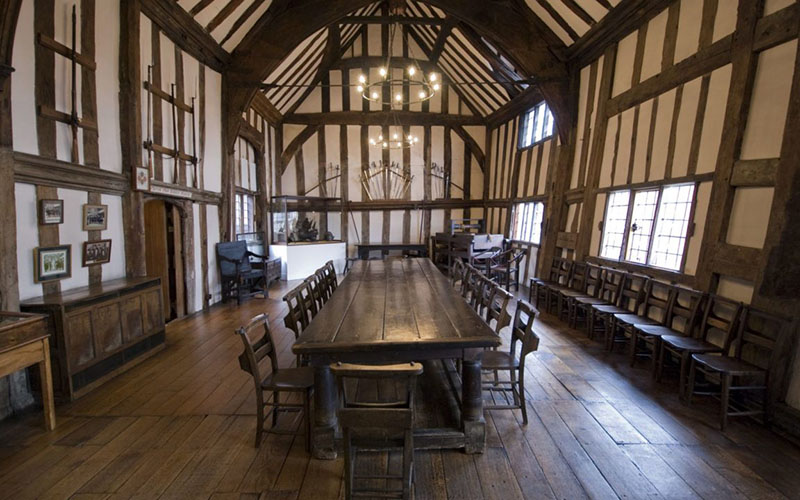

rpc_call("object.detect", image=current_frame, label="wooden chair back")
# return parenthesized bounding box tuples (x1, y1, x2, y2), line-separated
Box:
(568, 261, 588, 293)
(663, 287, 706, 335)
(324, 260, 338, 293)
(730, 307, 788, 368)
(307, 274, 326, 310)
(552, 257, 573, 286)
(300, 278, 319, 318)
(696, 294, 743, 349)
(509, 300, 541, 368)
(617, 273, 649, 313)
(584, 263, 604, 298)
(485, 285, 513, 333)
(331, 362, 423, 412)
(283, 285, 310, 339)
(638, 279, 675, 323)
(237, 314, 279, 391)
(462, 264, 479, 299)
(314, 268, 331, 303)
(451, 259, 467, 288)
(597, 267, 625, 304)
(472, 275, 494, 313)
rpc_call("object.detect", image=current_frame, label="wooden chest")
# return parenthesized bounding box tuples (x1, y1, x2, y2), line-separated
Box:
(20, 277, 166, 401)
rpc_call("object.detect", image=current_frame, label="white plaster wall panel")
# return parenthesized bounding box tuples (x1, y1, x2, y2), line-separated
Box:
(764, 0, 795, 15)
(549, 0, 590, 37)
(390, 211, 404, 243)
(523, 148, 536, 198)
(204, 67, 223, 192)
(450, 131, 464, 198)
(347, 125, 363, 202)
(329, 70, 343, 112)
(96, 0, 122, 173)
(672, 77, 702, 178)
(462, 126, 485, 155)
(431, 209, 445, 236)
(517, 148, 529, 198)
(206, 204, 221, 303)
(571, 65, 591, 189)
(431, 126, 445, 180)
(324, 125, 340, 196)
(713, 0, 737, 43)
(15, 183, 40, 301)
(717, 276, 754, 304)
(139, 15, 152, 172)
(614, 108, 635, 186)
(538, 141, 552, 196)
(192, 203, 202, 313)
(183, 53, 201, 188)
(368, 126, 382, 167)
(641, 9, 668, 82)
(11, 0, 38, 155)
(367, 25, 381, 56)
(208, 0, 257, 43)
(565, 203, 577, 231)
(632, 99, 654, 184)
(159, 32, 177, 184)
(674, 0, 702, 63)
(348, 69, 363, 112)
(612, 30, 638, 97)
(598, 114, 618, 188)
(296, 87, 322, 114)
(741, 40, 797, 160)
(697, 64, 732, 174)
(368, 67, 382, 112)
(281, 157, 297, 195)
(683, 181, 711, 275)
(101, 194, 126, 282)
(726, 187, 775, 249)
(369, 211, 382, 244)
(57, 188, 89, 292)
(650, 89, 677, 181)
(471, 157, 483, 201)
(301, 132, 318, 194)
(589, 193, 607, 257)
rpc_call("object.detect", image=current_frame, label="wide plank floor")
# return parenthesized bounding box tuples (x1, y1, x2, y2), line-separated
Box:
(1, 278, 800, 499)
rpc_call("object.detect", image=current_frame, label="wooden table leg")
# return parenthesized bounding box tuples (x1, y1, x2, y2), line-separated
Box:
(461, 353, 485, 454)
(39, 338, 56, 431)
(312, 364, 338, 459)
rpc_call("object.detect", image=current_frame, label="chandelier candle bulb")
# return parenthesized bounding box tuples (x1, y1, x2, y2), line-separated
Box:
(429, 73, 437, 82)
(358, 74, 366, 83)
(379, 67, 387, 77)
(408, 66, 416, 76)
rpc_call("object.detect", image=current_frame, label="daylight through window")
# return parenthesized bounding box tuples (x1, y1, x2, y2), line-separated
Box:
(511, 202, 545, 244)
(520, 102, 555, 148)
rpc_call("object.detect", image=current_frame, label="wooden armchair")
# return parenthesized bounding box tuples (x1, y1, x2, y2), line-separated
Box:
(485, 248, 525, 291)
(216, 240, 269, 305)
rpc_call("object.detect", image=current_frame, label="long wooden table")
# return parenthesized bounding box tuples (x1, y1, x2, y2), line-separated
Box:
(293, 258, 500, 459)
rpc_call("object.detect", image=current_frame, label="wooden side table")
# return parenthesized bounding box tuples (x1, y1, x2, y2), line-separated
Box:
(0, 312, 55, 430)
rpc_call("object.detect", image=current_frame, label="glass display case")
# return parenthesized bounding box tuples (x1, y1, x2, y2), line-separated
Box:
(270, 195, 343, 244)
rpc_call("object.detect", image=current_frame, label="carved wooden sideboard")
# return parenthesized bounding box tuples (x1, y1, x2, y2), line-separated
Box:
(20, 277, 166, 401)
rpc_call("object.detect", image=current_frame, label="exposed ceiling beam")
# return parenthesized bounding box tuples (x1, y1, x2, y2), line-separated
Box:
(486, 86, 544, 128)
(456, 23, 522, 99)
(430, 18, 457, 63)
(283, 26, 342, 116)
(207, 0, 247, 33)
(569, 0, 674, 67)
(140, 0, 229, 72)
(283, 110, 484, 126)
(251, 92, 283, 125)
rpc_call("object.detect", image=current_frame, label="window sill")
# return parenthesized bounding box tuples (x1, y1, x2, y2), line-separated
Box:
(586, 256, 695, 287)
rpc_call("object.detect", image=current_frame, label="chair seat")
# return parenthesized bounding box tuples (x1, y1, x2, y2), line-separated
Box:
(575, 297, 609, 306)
(613, 313, 658, 327)
(692, 354, 765, 376)
(262, 367, 314, 391)
(661, 335, 722, 353)
(482, 350, 519, 370)
(560, 290, 588, 299)
(636, 325, 679, 337)
(592, 304, 628, 314)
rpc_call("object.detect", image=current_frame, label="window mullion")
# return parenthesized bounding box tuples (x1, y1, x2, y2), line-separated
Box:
(644, 187, 664, 265)
(619, 190, 637, 262)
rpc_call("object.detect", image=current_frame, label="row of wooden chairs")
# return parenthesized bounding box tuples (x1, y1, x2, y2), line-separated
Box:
(532, 257, 790, 430)
(283, 261, 338, 365)
(451, 260, 541, 424)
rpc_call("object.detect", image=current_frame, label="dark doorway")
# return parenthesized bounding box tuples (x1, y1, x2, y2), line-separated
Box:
(144, 200, 186, 322)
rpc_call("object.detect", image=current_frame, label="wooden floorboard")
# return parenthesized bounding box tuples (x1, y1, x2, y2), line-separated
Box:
(0, 279, 798, 499)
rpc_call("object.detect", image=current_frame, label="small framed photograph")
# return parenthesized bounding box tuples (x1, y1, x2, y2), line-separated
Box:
(83, 204, 108, 231)
(33, 245, 72, 283)
(39, 199, 64, 225)
(82, 239, 112, 266)
(135, 166, 150, 191)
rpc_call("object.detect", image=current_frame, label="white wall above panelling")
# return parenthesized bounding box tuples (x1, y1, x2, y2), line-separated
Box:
(612, 30, 638, 97)
(697, 64, 732, 174)
(683, 181, 711, 275)
(204, 66, 223, 193)
(15, 183, 39, 302)
(674, 0, 703, 64)
(726, 187, 775, 249)
(55, 188, 90, 293)
(713, 0, 737, 43)
(11, 0, 37, 155)
(641, 9, 668, 82)
(741, 40, 797, 160)
(631, 99, 654, 184)
(764, 0, 795, 16)
(672, 77, 702, 178)
(96, 0, 122, 173)
(649, 89, 677, 182)
(100, 194, 126, 282)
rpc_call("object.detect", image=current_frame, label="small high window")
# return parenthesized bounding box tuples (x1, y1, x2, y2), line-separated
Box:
(511, 201, 545, 244)
(235, 192, 255, 236)
(599, 183, 696, 272)
(520, 102, 555, 148)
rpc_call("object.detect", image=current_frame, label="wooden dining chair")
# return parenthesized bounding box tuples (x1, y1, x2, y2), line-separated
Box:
(486, 248, 525, 291)
(299, 278, 320, 319)
(324, 260, 338, 293)
(590, 273, 648, 349)
(236, 314, 314, 450)
(331, 362, 423, 500)
(314, 268, 331, 304)
(530, 257, 572, 311)
(283, 285, 314, 366)
(688, 307, 787, 429)
(551, 261, 587, 323)
(609, 279, 674, 355)
(575, 267, 625, 338)
(307, 274, 326, 311)
(658, 294, 742, 399)
(564, 263, 604, 328)
(450, 259, 467, 289)
(482, 299, 540, 424)
(484, 285, 513, 333)
(461, 264, 479, 301)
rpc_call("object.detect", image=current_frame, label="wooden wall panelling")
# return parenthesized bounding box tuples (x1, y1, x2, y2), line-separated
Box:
(120, 0, 146, 277)
(696, 0, 764, 291)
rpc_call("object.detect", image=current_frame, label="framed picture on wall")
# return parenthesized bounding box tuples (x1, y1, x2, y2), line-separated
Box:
(33, 245, 72, 283)
(135, 166, 150, 191)
(39, 199, 64, 225)
(82, 239, 112, 266)
(83, 204, 108, 231)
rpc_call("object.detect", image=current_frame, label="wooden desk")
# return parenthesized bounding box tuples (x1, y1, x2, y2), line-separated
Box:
(293, 258, 500, 459)
(0, 312, 55, 430)
(356, 243, 428, 260)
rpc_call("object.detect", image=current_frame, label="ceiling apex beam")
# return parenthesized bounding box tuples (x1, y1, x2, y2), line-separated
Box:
(340, 16, 445, 25)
